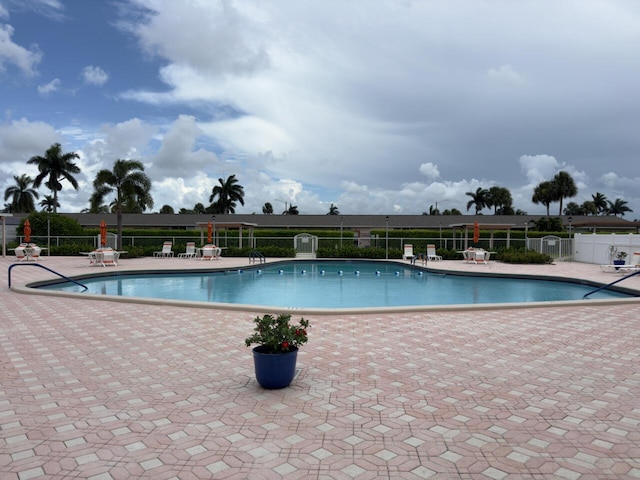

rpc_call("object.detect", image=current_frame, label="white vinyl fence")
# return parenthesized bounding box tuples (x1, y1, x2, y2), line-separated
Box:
(573, 233, 640, 265)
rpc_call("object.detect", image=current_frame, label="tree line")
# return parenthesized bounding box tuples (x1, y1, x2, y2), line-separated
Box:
(3, 144, 633, 221)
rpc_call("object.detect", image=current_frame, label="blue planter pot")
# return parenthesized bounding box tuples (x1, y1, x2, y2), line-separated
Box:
(252, 346, 298, 389)
(614, 259, 625, 270)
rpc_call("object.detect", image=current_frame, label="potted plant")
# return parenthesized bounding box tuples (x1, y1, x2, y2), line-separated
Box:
(614, 251, 627, 269)
(245, 313, 310, 389)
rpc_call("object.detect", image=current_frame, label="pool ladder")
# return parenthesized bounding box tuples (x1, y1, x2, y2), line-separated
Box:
(249, 250, 266, 264)
(8, 263, 88, 291)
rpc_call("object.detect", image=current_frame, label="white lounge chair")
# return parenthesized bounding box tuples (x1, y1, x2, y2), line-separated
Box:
(402, 244, 414, 260)
(154, 241, 174, 258)
(600, 251, 640, 273)
(178, 242, 196, 259)
(13, 244, 27, 262)
(100, 248, 119, 267)
(426, 244, 442, 261)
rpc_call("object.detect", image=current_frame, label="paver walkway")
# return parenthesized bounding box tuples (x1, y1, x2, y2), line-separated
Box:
(1, 256, 640, 479)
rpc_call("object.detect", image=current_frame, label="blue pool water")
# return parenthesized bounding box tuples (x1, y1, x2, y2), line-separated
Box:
(38, 260, 634, 309)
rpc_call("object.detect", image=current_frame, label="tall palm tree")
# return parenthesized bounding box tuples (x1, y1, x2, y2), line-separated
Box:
(552, 171, 578, 216)
(4, 174, 39, 212)
(606, 198, 633, 217)
(591, 192, 608, 215)
(26, 143, 80, 213)
(327, 203, 340, 215)
(465, 187, 489, 214)
(209, 175, 245, 214)
(90, 159, 153, 249)
(532, 180, 555, 216)
(39, 194, 60, 213)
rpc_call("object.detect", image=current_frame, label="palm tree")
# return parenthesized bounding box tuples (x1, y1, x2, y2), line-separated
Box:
(606, 198, 633, 217)
(532, 180, 555, 216)
(327, 203, 340, 215)
(591, 192, 608, 215)
(285, 205, 299, 215)
(26, 143, 80, 213)
(262, 202, 274, 215)
(551, 171, 578, 216)
(90, 159, 153, 249)
(209, 175, 245, 214)
(39, 194, 60, 213)
(488, 186, 513, 215)
(465, 187, 489, 214)
(580, 201, 597, 215)
(4, 174, 39, 212)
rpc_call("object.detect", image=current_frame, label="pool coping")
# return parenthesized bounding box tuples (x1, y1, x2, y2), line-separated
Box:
(12, 258, 640, 315)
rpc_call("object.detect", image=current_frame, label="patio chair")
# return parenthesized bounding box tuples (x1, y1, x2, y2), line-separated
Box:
(178, 242, 196, 259)
(426, 244, 442, 261)
(100, 248, 119, 267)
(13, 244, 27, 262)
(154, 241, 174, 258)
(402, 244, 414, 261)
(200, 245, 216, 261)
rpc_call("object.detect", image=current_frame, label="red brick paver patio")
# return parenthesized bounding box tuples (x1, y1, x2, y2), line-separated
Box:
(1, 256, 640, 479)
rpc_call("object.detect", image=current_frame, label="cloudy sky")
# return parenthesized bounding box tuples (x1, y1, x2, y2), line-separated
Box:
(1, 0, 639, 218)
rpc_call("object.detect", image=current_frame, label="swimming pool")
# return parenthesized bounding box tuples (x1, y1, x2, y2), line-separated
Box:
(38, 260, 634, 310)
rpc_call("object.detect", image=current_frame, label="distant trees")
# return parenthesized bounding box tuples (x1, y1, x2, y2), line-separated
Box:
(209, 175, 245, 214)
(4, 174, 39, 213)
(285, 205, 299, 215)
(26, 143, 81, 213)
(591, 192, 608, 214)
(262, 202, 274, 215)
(159, 205, 174, 214)
(532, 171, 577, 216)
(327, 203, 339, 215)
(488, 186, 513, 215)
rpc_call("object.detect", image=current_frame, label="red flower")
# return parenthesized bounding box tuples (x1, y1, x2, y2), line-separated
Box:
(282, 341, 289, 349)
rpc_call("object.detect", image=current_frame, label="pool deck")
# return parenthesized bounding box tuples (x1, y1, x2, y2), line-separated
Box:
(2, 255, 640, 479)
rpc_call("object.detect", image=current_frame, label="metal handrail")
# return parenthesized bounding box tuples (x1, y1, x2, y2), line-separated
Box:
(583, 269, 640, 298)
(8, 263, 88, 291)
(249, 250, 266, 264)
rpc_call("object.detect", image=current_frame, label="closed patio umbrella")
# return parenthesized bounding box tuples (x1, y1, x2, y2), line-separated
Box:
(24, 219, 31, 243)
(100, 220, 107, 247)
(473, 221, 480, 244)
(207, 221, 213, 244)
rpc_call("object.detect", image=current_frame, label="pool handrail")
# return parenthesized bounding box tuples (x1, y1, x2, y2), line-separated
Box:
(8, 263, 88, 291)
(583, 268, 640, 298)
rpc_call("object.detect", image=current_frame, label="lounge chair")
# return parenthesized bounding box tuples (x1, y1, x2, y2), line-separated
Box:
(178, 242, 196, 259)
(154, 241, 174, 258)
(426, 244, 442, 261)
(13, 244, 27, 262)
(402, 244, 415, 261)
(100, 248, 119, 267)
(600, 251, 640, 273)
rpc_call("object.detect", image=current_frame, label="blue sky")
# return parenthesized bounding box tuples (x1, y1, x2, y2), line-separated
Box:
(1, 0, 639, 218)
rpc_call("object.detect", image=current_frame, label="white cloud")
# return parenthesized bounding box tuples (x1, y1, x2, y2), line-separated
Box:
(37, 78, 60, 96)
(419, 163, 440, 181)
(81, 65, 109, 86)
(0, 23, 42, 76)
